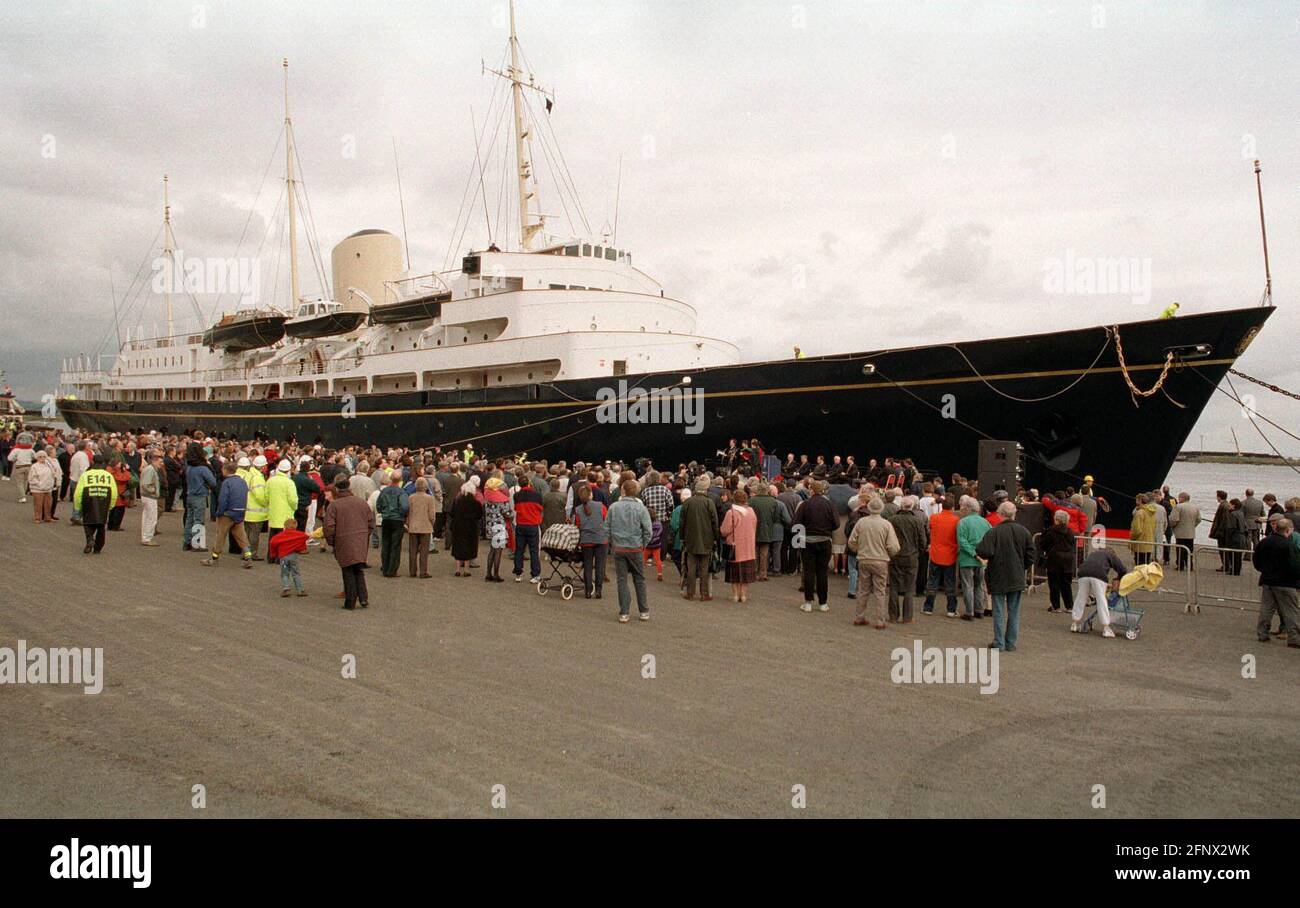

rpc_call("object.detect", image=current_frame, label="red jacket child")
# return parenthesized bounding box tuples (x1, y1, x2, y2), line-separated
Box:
(268, 528, 310, 560)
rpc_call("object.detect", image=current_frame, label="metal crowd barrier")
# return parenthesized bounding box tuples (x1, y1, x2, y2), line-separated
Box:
(1029, 528, 1267, 613)
(1027, 533, 1198, 612)
(1189, 543, 1261, 610)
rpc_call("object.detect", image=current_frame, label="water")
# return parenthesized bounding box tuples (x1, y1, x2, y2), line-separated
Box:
(1160, 461, 1299, 543)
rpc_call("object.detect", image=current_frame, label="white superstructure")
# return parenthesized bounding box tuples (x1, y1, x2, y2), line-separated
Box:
(58, 1, 739, 406)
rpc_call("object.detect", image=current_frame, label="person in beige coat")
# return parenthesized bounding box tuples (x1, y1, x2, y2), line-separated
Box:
(847, 496, 900, 629)
(27, 449, 58, 522)
(405, 477, 439, 578)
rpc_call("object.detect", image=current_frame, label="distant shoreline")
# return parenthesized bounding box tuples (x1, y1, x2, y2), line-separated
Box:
(1176, 451, 1294, 465)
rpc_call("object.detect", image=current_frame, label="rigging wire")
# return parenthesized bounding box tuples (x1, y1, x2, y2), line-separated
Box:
(1225, 375, 1300, 476)
(92, 224, 163, 358)
(516, 40, 590, 235)
(210, 125, 286, 321)
(166, 224, 217, 329)
(939, 333, 1113, 403)
(1187, 365, 1300, 446)
(442, 62, 509, 271)
(520, 88, 576, 237)
(291, 134, 332, 299)
(449, 90, 512, 263)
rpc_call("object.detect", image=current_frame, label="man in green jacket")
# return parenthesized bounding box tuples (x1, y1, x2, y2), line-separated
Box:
(956, 495, 991, 620)
(376, 472, 410, 577)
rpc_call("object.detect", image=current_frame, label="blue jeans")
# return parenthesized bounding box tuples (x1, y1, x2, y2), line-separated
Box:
(183, 497, 207, 550)
(280, 553, 303, 591)
(923, 562, 957, 613)
(991, 591, 1022, 649)
(613, 549, 648, 616)
(513, 524, 541, 578)
(847, 554, 859, 596)
(959, 564, 986, 616)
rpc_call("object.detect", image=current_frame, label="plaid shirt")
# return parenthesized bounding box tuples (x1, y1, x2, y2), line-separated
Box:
(641, 482, 674, 524)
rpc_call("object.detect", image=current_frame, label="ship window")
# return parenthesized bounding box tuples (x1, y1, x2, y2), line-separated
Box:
(594, 246, 603, 258)
(497, 375, 503, 382)
(483, 333, 488, 340)
(436, 339, 442, 346)
(613, 360, 627, 376)
(604, 248, 616, 261)
(564, 245, 578, 256)
(582, 244, 592, 256)
(549, 283, 565, 290)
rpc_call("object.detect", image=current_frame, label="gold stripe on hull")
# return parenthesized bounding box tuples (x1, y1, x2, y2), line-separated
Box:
(59, 357, 1235, 422)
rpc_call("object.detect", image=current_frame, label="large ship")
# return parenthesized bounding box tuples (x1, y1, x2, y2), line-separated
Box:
(58, 2, 1274, 524)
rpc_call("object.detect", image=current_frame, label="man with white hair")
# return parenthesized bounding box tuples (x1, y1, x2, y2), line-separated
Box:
(68, 440, 92, 524)
(956, 495, 991, 621)
(1168, 491, 1200, 571)
(976, 501, 1037, 651)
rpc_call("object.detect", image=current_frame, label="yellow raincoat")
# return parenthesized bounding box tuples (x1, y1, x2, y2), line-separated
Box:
(1129, 502, 1158, 554)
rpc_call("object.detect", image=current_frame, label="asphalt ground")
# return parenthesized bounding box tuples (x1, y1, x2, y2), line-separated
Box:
(0, 491, 1295, 817)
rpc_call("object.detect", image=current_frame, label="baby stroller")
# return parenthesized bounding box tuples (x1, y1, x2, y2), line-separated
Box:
(538, 522, 583, 600)
(1080, 563, 1160, 640)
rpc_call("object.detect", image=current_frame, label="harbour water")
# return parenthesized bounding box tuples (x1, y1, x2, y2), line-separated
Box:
(1160, 460, 1298, 542)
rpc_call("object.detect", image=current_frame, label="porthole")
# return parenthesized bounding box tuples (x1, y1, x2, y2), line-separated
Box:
(590, 323, 597, 330)
(483, 333, 488, 341)
(497, 375, 502, 382)
(437, 339, 442, 346)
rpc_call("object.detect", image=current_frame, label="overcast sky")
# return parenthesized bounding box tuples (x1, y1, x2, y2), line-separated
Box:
(2, 1, 1298, 452)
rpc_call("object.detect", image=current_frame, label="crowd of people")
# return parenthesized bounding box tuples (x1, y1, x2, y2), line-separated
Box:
(2, 421, 1298, 648)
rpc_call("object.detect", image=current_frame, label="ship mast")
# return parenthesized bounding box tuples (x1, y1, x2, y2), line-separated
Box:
(284, 58, 300, 309)
(1254, 159, 1272, 307)
(162, 173, 174, 338)
(485, 0, 548, 252)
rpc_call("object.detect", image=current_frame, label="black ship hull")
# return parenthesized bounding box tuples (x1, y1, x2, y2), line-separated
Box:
(61, 307, 1272, 525)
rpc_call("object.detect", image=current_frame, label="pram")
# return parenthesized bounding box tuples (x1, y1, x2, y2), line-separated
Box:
(1080, 590, 1146, 640)
(1080, 563, 1160, 640)
(538, 522, 582, 600)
